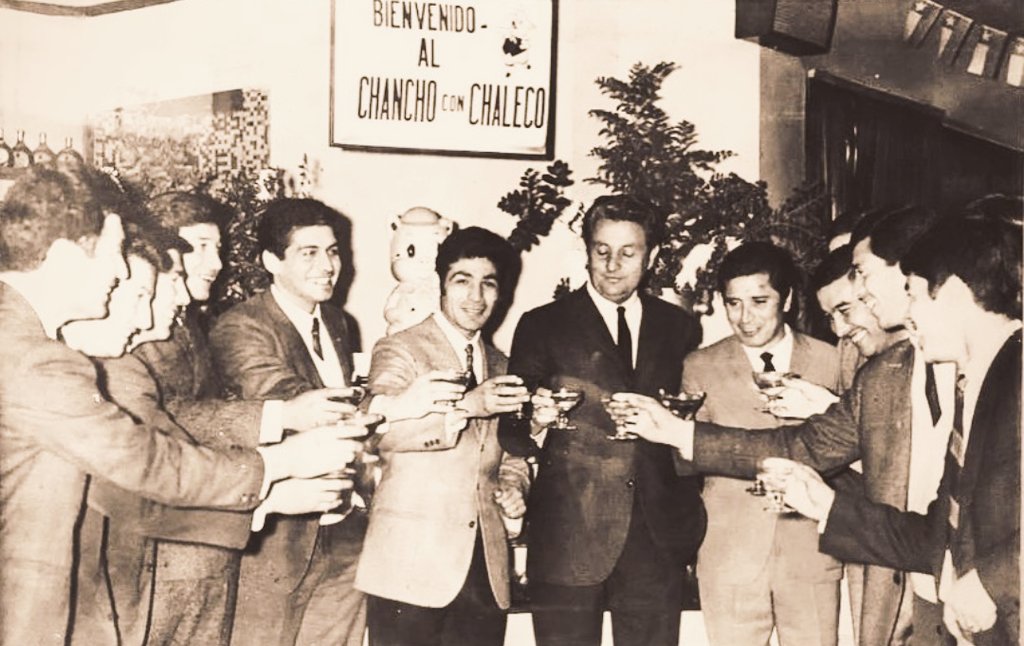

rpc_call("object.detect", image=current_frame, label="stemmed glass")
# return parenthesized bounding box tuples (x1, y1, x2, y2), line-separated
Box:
(602, 394, 638, 440)
(657, 388, 707, 421)
(319, 410, 385, 525)
(752, 371, 798, 413)
(330, 386, 367, 413)
(746, 457, 796, 513)
(550, 387, 583, 430)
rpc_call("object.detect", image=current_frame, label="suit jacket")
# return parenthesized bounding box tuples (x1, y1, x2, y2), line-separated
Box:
(354, 316, 530, 609)
(500, 287, 706, 586)
(683, 333, 842, 586)
(691, 339, 938, 645)
(821, 332, 1020, 646)
(208, 290, 359, 594)
(0, 284, 263, 646)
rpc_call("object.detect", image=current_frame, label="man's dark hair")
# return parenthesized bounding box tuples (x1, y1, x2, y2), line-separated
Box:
(148, 191, 233, 233)
(812, 244, 853, 293)
(902, 213, 1022, 319)
(0, 166, 105, 271)
(828, 209, 876, 244)
(122, 210, 192, 272)
(581, 194, 664, 251)
(718, 241, 798, 304)
(435, 226, 521, 306)
(851, 205, 938, 266)
(964, 193, 1023, 227)
(256, 198, 348, 259)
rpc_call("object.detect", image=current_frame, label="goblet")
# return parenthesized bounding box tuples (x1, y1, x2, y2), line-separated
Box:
(751, 370, 793, 391)
(319, 411, 385, 525)
(746, 457, 796, 513)
(329, 386, 367, 418)
(602, 394, 638, 441)
(550, 387, 583, 430)
(657, 389, 706, 420)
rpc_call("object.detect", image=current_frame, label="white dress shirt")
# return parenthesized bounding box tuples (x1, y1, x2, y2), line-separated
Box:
(740, 325, 795, 374)
(432, 311, 483, 379)
(586, 281, 641, 369)
(270, 284, 347, 388)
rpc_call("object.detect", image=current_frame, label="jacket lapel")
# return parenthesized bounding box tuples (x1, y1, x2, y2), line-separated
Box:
(570, 287, 633, 384)
(260, 291, 325, 389)
(321, 306, 353, 383)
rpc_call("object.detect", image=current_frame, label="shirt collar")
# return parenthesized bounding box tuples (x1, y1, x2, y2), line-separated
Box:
(432, 311, 481, 355)
(271, 284, 323, 332)
(585, 281, 641, 319)
(962, 319, 1022, 391)
(740, 324, 794, 371)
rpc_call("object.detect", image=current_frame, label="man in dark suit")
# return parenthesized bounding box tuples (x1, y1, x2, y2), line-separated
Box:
(500, 195, 705, 646)
(621, 206, 960, 646)
(0, 168, 357, 645)
(681, 242, 842, 646)
(779, 213, 1020, 646)
(131, 192, 356, 646)
(209, 198, 369, 646)
(357, 227, 531, 646)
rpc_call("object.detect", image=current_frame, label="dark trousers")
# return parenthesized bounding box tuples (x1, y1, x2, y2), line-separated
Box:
(530, 503, 683, 646)
(366, 532, 506, 646)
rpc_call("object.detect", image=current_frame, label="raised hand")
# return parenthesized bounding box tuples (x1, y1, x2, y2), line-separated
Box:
(458, 375, 529, 418)
(762, 377, 839, 419)
(768, 458, 835, 521)
(282, 388, 358, 431)
(530, 387, 558, 431)
(615, 393, 690, 449)
(944, 569, 998, 638)
(378, 369, 468, 421)
(261, 476, 353, 516)
(259, 426, 363, 482)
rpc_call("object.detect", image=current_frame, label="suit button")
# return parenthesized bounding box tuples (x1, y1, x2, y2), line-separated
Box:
(893, 572, 902, 584)
(468, 520, 476, 529)
(626, 479, 635, 489)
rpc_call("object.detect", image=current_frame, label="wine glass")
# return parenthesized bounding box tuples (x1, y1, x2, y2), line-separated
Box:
(657, 389, 706, 420)
(330, 386, 367, 415)
(746, 456, 796, 513)
(319, 411, 385, 525)
(550, 387, 583, 430)
(602, 394, 638, 440)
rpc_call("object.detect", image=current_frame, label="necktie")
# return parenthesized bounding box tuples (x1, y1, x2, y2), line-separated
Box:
(311, 318, 324, 360)
(760, 352, 776, 372)
(617, 306, 633, 370)
(945, 375, 967, 566)
(925, 363, 942, 425)
(464, 343, 478, 390)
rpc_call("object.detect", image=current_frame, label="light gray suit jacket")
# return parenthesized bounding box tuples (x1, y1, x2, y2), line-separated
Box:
(683, 332, 842, 585)
(355, 316, 529, 609)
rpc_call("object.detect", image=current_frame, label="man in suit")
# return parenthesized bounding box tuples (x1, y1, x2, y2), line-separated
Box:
(125, 192, 358, 646)
(355, 226, 531, 646)
(621, 205, 959, 646)
(0, 168, 357, 645)
(210, 198, 370, 646)
(779, 213, 1020, 645)
(500, 195, 705, 646)
(679, 241, 842, 645)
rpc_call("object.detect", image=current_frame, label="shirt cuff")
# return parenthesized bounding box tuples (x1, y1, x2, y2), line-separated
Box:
(679, 421, 695, 460)
(254, 446, 275, 499)
(260, 400, 285, 444)
(251, 503, 269, 532)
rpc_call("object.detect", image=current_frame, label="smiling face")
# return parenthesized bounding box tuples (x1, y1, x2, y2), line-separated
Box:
(817, 274, 891, 358)
(131, 250, 190, 349)
(905, 274, 967, 365)
(177, 223, 222, 302)
(62, 254, 156, 358)
(59, 213, 129, 322)
(852, 237, 909, 330)
(262, 225, 341, 313)
(586, 219, 654, 304)
(439, 257, 499, 338)
(724, 272, 789, 349)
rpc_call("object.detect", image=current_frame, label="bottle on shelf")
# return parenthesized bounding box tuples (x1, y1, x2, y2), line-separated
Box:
(12, 130, 33, 168)
(0, 129, 12, 167)
(56, 137, 85, 173)
(33, 133, 56, 169)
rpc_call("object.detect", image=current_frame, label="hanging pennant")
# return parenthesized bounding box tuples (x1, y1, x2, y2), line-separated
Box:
(1001, 36, 1024, 87)
(955, 25, 1008, 78)
(935, 10, 973, 65)
(904, 0, 942, 46)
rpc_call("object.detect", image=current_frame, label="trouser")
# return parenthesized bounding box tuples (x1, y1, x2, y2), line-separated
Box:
(530, 507, 682, 646)
(366, 532, 506, 646)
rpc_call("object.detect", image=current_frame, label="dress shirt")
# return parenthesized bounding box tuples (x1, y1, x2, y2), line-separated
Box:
(938, 320, 1022, 603)
(432, 312, 484, 379)
(586, 281, 641, 370)
(270, 285, 347, 388)
(740, 325, 794, 374)
(907, 351, 956, 602)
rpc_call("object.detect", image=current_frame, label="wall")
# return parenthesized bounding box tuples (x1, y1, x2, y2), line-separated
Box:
(0, 0, 760, 351)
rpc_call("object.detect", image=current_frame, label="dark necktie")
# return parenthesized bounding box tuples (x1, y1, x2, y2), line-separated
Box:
(311, 318, 324, 360)
(617, 306, 633, 370)
(464, 343, 478, 390)
(760, 352, 776, 372)
(944, 375, 967, 567)
(925, 363, 942, 425)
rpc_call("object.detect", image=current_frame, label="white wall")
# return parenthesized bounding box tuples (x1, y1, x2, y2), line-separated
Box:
(0, 0, 759, 350)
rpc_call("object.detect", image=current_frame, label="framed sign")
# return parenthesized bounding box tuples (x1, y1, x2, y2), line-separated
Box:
(330, 0, 558, 159)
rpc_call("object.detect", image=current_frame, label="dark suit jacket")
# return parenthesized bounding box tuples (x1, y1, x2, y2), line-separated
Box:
(500, 287, 705, 586)
(821, 331, 1020, 646)
(0, 283, 263, 645)
(208, 290, 362, 623)
(691, 339, 918, 645)
(683, 333, 842, 586)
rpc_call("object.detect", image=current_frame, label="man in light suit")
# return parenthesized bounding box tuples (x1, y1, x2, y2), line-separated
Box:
(680, 241, 841, 646)
(0, 168, 355, 645)
(210, 198, 369, 646)
(356, 226, 531, 646)
(780, 213, 1020, 646)
(500, 195, 706, 646)
(620, 206, 961, 646)
(131, 192, 356, 646)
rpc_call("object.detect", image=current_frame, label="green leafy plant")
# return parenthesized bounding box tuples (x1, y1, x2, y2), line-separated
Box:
(498, 160, 575, 253)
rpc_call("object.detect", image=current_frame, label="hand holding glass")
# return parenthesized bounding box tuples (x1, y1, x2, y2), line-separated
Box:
(550, 387, 584, 430)
(747, 456, 796, 513)
(602, 394, 638, 440)
(657, 388, 706, 420)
